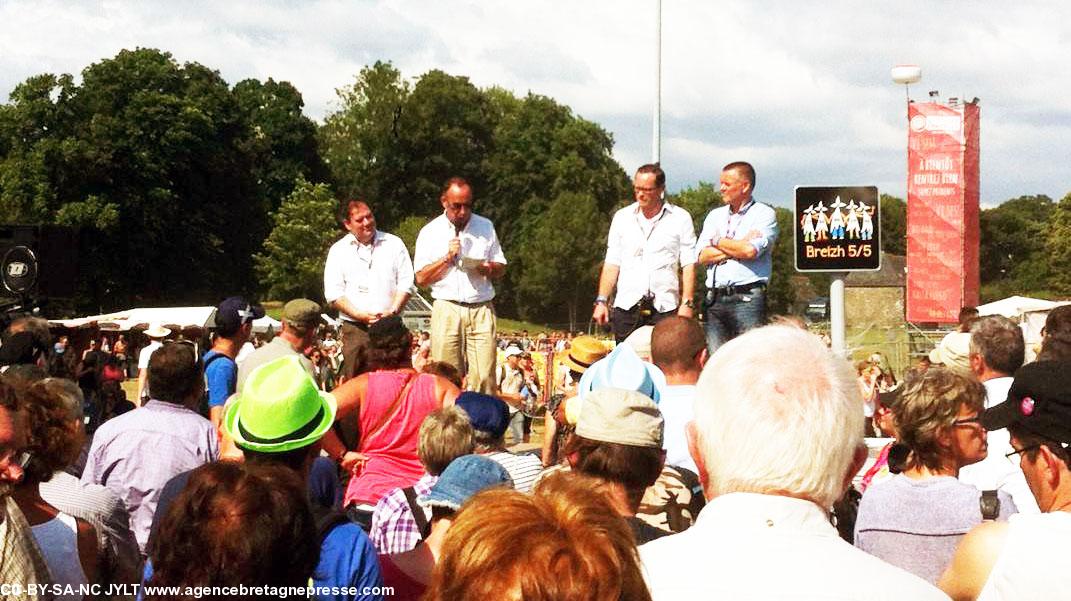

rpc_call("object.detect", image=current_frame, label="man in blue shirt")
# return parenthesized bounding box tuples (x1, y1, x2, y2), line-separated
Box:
(695, 162, 778, 353)
(204, 296, 263, 427)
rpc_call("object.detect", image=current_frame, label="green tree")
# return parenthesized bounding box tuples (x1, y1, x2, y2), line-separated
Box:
(879, 194, 906, 256)
(767, 207, 797, 315)
(1043, 193, 1071, 295)
(514, 191, 609, 329)
(319, 61, 410, 222)
(233, 78, 329, 215)
(255, 179, 341, 300)
(979, 195, 1054, 299)
(668, 181, 719, 234)
(0, 48, 322, 310)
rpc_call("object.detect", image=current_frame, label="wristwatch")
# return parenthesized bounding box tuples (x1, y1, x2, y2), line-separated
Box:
(682, 299, 695, 308)
(594, 296, 608, 306)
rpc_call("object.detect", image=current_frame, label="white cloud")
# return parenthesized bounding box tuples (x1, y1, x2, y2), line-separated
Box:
(1, 0, 1069, 207)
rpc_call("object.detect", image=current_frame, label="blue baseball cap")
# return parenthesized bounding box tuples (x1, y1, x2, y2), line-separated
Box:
(215, 296, 265, 333)
(456, 392, 510, 438)
(421, 455, 513, 511)
(577, 343, 667, 403)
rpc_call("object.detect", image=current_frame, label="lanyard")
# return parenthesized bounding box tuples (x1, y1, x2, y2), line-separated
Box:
(354, 237, 376, 271)
(724, 199, 755, 240)
(635, 203, 668, 243)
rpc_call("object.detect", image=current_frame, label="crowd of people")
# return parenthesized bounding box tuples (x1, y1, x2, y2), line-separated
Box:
(3, 168, 1071, 600)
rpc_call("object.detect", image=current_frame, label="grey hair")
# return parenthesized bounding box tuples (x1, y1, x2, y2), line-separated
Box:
(694, 325, 862, 508)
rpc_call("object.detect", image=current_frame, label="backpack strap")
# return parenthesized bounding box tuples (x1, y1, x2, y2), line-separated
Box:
(980, 489, 1000, 521)
(312, 506, 353, 544)
(402, 486, 431, 541)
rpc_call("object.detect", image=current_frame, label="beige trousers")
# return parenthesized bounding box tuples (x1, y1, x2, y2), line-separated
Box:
(430, 299, 497, 394)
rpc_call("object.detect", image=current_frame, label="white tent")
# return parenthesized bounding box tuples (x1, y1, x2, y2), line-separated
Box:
(977, 295, 1071, 360)
(976, 296, 1067, 319)
(49, 306, 217, 331)
(252, 315, 281, 333)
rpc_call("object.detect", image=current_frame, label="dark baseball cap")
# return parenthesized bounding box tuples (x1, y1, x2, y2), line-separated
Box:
(981, 361, 1071, 443)
(215, 297, 265, 332)
(456, 392, 509, 438)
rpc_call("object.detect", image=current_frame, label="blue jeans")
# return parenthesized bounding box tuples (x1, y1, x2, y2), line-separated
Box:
(704, 286, 767, 354)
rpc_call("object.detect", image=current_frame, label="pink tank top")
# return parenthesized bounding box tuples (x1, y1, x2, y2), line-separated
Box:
(345, 371, 440, 506)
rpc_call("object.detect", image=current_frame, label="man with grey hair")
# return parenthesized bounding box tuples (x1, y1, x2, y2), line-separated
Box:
(960, 315, 1037, 513)
(639, 325, 945, 599)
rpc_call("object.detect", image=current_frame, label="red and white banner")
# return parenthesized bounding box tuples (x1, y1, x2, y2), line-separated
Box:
(906, 102, 980, 323)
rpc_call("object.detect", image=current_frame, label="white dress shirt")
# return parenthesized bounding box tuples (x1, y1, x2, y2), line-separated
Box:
(414, 213, 506, 303)
(640, 492, 947, 600)
(605, 201, 697, 313)
(324, 230, 414, 317)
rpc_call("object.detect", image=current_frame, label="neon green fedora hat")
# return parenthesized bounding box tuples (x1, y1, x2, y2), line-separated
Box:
(224, 355, 337, 453)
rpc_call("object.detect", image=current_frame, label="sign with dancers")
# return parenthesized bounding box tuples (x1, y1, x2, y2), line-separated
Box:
(795, 186, 880, 272)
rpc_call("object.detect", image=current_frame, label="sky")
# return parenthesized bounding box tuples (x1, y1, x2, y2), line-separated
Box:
(1, 0, 1069, 209)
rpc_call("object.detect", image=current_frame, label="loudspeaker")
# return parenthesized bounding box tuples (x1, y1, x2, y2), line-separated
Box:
(0, 225, 78, 299)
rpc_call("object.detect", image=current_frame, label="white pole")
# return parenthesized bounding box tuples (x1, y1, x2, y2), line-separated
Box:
(653, 0, 661, 163)
(830, 275, 847, 358)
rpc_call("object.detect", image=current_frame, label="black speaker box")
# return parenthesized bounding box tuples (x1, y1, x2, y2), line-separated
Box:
(0, 225, 78, 299)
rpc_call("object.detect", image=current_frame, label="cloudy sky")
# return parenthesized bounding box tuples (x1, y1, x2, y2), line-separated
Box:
(2, 0, 1068, 208)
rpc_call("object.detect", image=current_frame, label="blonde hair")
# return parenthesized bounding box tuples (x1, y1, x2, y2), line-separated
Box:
(894, 366, 985, 470)
(425, 473, 651, 601)
(418, 407, 475, 476)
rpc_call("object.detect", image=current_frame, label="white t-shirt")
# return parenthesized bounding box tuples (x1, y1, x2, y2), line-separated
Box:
(137, 341, 163, 370)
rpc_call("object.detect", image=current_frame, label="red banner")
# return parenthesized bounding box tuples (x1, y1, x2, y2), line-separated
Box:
(906, 102, 980, 323)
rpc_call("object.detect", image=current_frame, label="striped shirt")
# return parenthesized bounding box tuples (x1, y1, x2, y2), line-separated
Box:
(41, 471, 141, 595)
(484, 451, 542, 493)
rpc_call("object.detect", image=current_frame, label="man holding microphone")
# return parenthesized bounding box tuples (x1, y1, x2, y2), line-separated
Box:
(414, 177, 507, 394)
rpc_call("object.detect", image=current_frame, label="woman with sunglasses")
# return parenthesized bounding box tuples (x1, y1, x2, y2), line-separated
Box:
(854, 366, 1017, 584)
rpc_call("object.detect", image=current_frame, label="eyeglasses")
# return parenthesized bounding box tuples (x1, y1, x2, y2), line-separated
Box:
(633, 186, 662, 194)
(951, 416, 983, 428)
(446, 202, 473, 211)
(1006, 444, 1041, 461)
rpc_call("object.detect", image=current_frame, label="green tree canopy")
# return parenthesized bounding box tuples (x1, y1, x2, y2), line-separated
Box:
(0, 48, 323, 310)
(255, 179, 341, 301)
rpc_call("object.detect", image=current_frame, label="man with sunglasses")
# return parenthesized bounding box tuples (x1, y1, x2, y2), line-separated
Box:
(414, 177, 506, 394)
(940, 361, 1071, 599)
(593, 163, 697, 343)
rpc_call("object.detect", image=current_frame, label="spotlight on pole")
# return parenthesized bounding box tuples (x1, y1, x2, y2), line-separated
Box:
(891, 64, 922, 104)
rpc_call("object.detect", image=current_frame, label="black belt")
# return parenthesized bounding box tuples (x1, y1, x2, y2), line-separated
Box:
(711, 282, 766, 296)
(441, 299, 492, 308)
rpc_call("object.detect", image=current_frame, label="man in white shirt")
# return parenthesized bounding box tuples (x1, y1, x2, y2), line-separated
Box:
(960, 315, 1037, 512)
(695, 161, 778, 353)
(649, 316, 706, 476)
(324, 200, 414, 380)
(639, 325, 945, 600)
(414, 177, 506, 394)
(592, 164, 697, 343)
(136, 323, 170, 405)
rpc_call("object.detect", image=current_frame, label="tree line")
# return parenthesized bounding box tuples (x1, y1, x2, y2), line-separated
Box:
(1, 48, 1066, 324)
